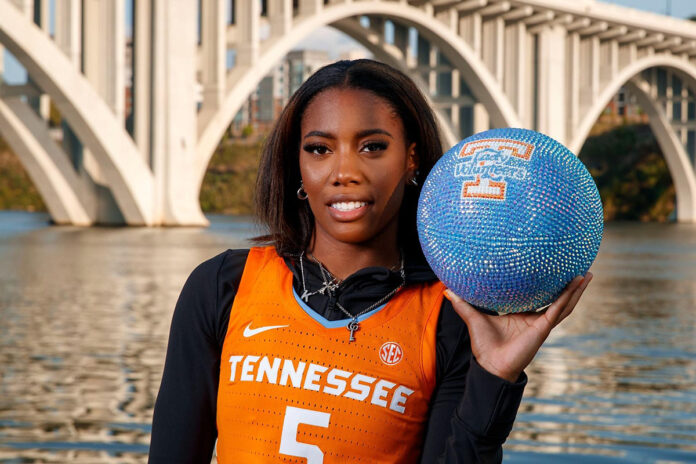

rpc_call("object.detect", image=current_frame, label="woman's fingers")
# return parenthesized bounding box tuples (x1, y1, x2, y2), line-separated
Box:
(444, 289, 491, 332)
(446, 272, 592, 329)
(444, 289, 476, 320)
(543, 276, 585, 326)
(555, 272, 593, 326)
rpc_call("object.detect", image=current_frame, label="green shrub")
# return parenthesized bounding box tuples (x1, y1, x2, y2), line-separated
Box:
(199, 140, 263, 214)
(579, 124, 674, 222)
(241, 125, 254, 138)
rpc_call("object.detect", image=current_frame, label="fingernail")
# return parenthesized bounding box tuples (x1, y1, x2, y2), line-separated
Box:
(444, 289, 461, 302)
(583, 272, 593, 286)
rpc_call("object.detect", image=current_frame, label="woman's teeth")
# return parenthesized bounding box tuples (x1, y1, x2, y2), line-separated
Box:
(331, 201, 367, 212)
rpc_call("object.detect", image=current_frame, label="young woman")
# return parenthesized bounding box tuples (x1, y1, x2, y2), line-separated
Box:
(148, 59, 591, 463)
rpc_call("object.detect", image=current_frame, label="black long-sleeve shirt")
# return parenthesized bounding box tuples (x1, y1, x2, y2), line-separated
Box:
(149, 249, 526, 463)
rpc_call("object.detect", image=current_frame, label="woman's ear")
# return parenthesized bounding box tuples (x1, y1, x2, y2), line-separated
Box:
(407, 142, 418, 174)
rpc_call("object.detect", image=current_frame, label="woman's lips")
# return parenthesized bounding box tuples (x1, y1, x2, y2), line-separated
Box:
(328, 201, 370, 221)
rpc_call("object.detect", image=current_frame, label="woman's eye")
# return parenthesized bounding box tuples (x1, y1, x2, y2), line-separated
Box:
(303, 144, 330, 155)
(361, 141, 388, 152)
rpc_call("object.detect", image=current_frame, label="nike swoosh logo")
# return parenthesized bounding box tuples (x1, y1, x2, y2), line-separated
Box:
(243, 322, 289, 338)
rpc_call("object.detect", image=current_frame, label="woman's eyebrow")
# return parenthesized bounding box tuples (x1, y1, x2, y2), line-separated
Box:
(356, 128, 393, 139)
(303, 128, 394, 139)
(303, 130, 334, 139)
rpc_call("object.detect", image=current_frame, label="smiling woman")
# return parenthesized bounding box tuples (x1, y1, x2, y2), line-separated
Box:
(298, 87, 417, 275)
(148, 59, 590, 464)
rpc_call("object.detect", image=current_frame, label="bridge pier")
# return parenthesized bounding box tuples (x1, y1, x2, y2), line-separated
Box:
(200, 0, 226, 114)
(132, 0, 152, 161)
(150, 0, 207, 226)
(537, 25, 567, 144)
(80, 0, 128, 224)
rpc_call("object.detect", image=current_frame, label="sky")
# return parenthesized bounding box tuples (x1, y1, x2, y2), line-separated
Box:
(2, 1, 696, 84)
(600, 0, 694, 18)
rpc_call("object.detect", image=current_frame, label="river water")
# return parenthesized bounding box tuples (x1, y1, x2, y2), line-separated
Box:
(0, 211, 694, 463)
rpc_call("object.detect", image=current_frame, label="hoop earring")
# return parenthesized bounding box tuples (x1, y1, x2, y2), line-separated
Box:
(297, 182, 308, 200)
(408, 171, 419, 186)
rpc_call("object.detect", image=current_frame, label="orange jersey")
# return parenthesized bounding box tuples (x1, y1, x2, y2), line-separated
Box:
(217, 247, 445, 463)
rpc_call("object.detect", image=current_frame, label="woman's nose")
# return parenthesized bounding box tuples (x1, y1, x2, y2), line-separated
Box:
(332, 151, 362, 186)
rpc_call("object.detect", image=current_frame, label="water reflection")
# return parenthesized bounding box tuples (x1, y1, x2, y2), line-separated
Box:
(0, 213, 257, 463)
(508, 222, 696, 462)
(0, 214, 695, 463)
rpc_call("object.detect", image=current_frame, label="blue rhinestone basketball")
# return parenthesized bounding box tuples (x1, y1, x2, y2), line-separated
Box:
(417, 128, 603, 313)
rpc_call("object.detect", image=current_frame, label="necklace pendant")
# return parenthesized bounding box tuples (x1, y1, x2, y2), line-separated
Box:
(300, 289, 311, 302)
(347, 320, 360, 342)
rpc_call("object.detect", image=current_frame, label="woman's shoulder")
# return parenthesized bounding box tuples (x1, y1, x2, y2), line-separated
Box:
(178, 249, 252, 345)
(187, 248, 251, 283)
(181, 248, 252, 315)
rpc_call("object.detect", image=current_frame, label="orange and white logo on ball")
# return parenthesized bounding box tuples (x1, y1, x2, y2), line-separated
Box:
(454, 138, 533, 201)
(379, 342, 403, 365)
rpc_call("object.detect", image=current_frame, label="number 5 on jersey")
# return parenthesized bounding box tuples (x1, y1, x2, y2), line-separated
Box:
(279, 406, 330, 463)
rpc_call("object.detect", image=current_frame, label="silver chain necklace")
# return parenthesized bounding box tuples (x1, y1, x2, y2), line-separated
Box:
(299, 251, 340, 302)
(298, 251, 406, 342)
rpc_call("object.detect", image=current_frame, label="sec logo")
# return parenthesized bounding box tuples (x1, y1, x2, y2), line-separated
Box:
(379, 342, 403, 366)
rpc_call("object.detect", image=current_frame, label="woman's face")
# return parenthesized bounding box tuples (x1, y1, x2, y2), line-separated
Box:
(299, 87, 417, 248)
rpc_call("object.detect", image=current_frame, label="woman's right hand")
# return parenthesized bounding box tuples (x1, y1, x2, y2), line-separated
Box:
(445, 273, 593, 382)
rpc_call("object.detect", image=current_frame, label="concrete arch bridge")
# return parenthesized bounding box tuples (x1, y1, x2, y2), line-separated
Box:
(1, 0, 696, 225)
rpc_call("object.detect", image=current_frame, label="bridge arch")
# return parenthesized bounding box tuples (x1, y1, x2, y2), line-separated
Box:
(569, 55, 696, 222)
(624, 79, 696, 222)
(195, 1, 521, 191)
(571, 55, 696, 153)
(0, 98, 92, 224)
(330, 18, 458, 149)
(0, 0, 155, 225)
